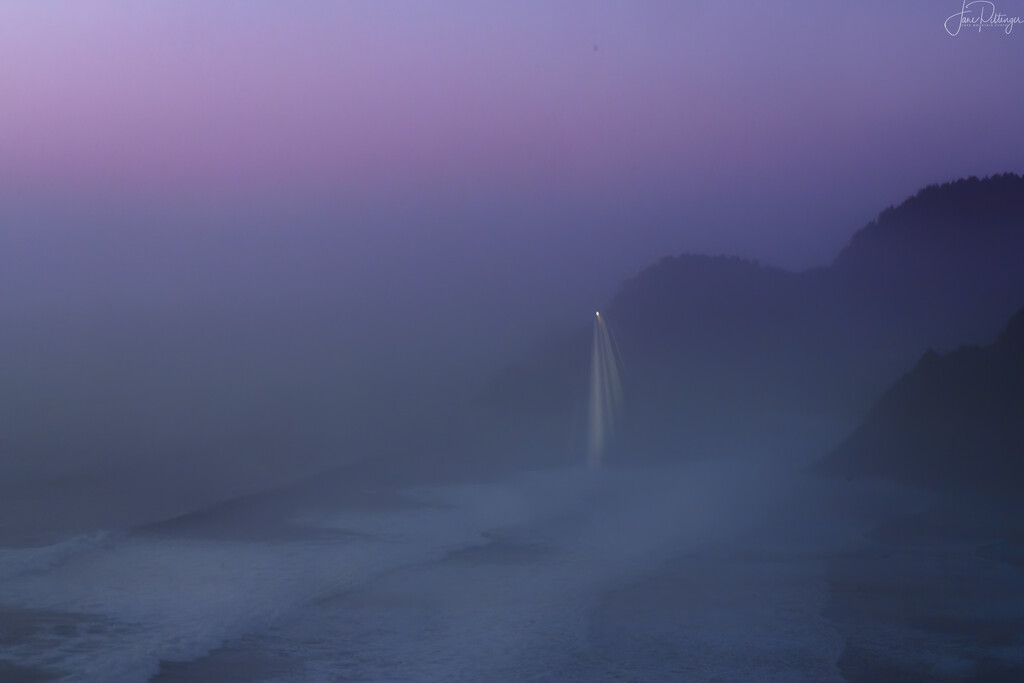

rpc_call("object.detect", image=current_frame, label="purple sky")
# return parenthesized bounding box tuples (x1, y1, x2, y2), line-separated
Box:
(1, 2, 1023, 485)
(1, 1, 1022, 322)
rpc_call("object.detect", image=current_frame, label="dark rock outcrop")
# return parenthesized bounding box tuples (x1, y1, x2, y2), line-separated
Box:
(814, 307, 1024, 494)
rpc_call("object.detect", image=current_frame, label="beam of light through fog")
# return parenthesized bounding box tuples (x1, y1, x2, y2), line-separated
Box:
(588, 312, 623, 467)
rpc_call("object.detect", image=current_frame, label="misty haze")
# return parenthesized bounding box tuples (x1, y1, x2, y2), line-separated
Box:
(2, 3, 1024, 682)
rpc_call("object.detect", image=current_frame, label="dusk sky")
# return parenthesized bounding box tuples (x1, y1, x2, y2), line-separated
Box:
(2, 1, 1023, 354)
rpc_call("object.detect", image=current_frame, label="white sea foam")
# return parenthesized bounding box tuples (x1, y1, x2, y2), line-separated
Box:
(0, 516, 479, 681)
(0, 457, 917, 682)
(0, 531, 117, 582)
(0, 468, 601, 681)
(220, 458, 858, 682)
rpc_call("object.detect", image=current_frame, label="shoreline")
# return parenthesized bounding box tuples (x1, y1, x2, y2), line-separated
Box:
(823, 500, 1024, 682)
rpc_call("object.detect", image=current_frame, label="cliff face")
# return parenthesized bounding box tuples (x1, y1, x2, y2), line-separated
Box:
(814, 307, 1024, 493)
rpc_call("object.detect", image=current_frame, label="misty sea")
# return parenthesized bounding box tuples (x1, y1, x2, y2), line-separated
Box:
(1, 456, 1021, 682)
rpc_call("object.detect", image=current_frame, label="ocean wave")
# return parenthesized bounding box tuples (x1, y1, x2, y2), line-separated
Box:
(0, 459, 894, 682)
(0, 530, 118, 582)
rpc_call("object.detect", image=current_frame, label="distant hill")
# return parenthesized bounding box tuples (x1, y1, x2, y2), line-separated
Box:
(813, 306, 1024, 494)
(833, 173, 1024, 274)
(470, 173, 1024, 465)
(830, 173, 1024, 351)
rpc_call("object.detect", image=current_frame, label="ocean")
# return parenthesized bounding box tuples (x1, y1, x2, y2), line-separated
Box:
(1, 455, 1021, 682)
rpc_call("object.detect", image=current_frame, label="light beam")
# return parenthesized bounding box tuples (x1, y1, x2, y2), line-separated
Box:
(588, 311, 622, 467)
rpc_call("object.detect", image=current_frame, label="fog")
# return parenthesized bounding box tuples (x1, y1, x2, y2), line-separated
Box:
(3, 2, 1024, 680)
(1, 196, 602, 485)
(3, 174, 1024, 682)
(0, 189, 873, 524)
(2, 440, 939, 681)
(1, 187, 933, 680)
(5, 194, 1024, 683)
